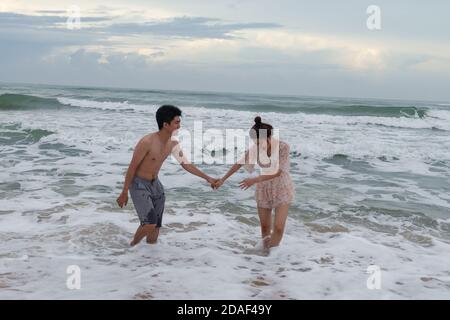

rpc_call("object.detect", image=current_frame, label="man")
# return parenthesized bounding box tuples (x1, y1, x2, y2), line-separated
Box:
(117, 105, 217, 246)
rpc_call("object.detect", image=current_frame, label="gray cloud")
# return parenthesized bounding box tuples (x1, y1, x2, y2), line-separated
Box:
(0, 12, 110, 28)
(0, 12, 66, 27)
(100, 16, 281, 39)
(0, 11, 280, 41)
(36, 10, 69, 14)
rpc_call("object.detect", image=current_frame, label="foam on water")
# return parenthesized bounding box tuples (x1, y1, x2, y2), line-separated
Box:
(57, 97, 156, 113)
(1, 205, 449, 299)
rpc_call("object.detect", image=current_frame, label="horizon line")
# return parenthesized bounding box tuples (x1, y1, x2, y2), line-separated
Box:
(1, 80, 449, 105)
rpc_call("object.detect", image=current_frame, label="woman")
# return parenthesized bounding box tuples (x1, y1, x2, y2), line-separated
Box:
(214, 116, 295, 249)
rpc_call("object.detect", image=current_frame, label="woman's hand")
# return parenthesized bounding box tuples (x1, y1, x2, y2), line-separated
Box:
(213, 178, 225, 189)
(239, 178, 257, 190)
(206, 176, 219, 189)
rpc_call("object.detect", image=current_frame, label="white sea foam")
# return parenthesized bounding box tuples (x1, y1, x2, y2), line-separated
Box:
(57, 97, 156, 113)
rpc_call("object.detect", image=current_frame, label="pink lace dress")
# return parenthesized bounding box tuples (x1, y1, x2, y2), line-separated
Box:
(241, 139, 295, 209)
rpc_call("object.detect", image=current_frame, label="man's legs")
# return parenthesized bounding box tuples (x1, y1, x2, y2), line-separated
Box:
(130, 224, 156, 246)
(147, 190, 164, 244)
(269, 204, 290, 248)
(146, 227, 160, 244)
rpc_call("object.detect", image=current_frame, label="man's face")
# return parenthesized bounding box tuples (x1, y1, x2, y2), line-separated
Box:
(165, 116, 181, 133)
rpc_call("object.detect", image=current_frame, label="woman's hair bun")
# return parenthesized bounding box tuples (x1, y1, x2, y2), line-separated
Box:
(254, 116, 262, 125)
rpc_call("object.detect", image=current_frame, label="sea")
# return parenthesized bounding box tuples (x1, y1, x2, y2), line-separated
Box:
(0, 83, 449, 299)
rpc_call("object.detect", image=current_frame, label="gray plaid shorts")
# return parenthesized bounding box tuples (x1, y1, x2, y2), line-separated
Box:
(129, 176, 165, 227)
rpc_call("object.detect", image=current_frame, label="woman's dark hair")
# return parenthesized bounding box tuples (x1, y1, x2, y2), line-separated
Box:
(156, 105, 182, 130)
(250, 116, 273, 140)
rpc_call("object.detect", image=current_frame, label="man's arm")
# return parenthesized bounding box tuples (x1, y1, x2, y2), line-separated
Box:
(171, 141, 217, 186)
(181, 163, 215, 184)
(117, 139, 149, 207)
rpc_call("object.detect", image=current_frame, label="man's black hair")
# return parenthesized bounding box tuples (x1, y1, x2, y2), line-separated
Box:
(156, 105, 182, 130)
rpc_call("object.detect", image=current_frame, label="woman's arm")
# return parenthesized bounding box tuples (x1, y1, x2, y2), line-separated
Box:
(214, 163, 243, 188)
(239, 169, 281, 190)
(222, 163, 243, 182)
(215, 147, 254, 188)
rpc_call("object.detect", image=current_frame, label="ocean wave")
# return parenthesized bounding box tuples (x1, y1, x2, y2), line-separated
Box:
(0, 123, 55, 145)
(2, 94, 449, 132)
(0, 93, 435, 121)
(305, 105, 427, 118)
(57, 97, 152, 112)
(169, 100, 430, 117)
(167, 102, 429, 118)
(0, 94, 69, 111)
(293, 112, 450, 131)
(53, 96, 448, 131)
(427, 109, 450, 122)
(50, 95, 430, 119)
(323, 153, 401, 163)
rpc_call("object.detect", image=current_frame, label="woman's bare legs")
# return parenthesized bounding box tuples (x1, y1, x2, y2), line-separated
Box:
(269, 204, 290, 248)
(257, 207, 272, 249)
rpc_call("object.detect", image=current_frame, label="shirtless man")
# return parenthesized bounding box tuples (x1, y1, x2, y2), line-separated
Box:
(116, 105, 218, 246)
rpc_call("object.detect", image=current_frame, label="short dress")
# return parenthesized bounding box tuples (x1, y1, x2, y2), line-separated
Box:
(240, 139, 295, 209)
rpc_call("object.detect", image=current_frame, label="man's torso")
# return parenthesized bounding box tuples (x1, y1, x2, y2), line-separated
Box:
(135, 133, 175, 180)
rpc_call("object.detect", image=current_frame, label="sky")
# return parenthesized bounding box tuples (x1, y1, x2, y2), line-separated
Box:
(1, 0, 450, 101)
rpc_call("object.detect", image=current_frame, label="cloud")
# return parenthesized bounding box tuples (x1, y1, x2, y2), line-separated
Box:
(96, 16, 281, 39)
(69, 49, 103, 66)
(410, 56, 450, 73)
(0, 11, 280, 40)
(0, 12, 109, 27)
(36, 10, 69, 14)
(0, 12, 66, 26)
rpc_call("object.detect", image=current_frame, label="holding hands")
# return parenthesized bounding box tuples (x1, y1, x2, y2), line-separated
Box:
(212, 177, 257, 190)
(210, 162, 260, 191)
(212, 178, 225, 189)
(206, 176, 220, 189)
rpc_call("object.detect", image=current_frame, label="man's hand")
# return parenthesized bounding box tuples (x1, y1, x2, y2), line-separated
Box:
(239, 178, 257, 190)
(206, 177, 219, 189)
(116, 191, 128, 208)
(213, 178, 225, 189)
